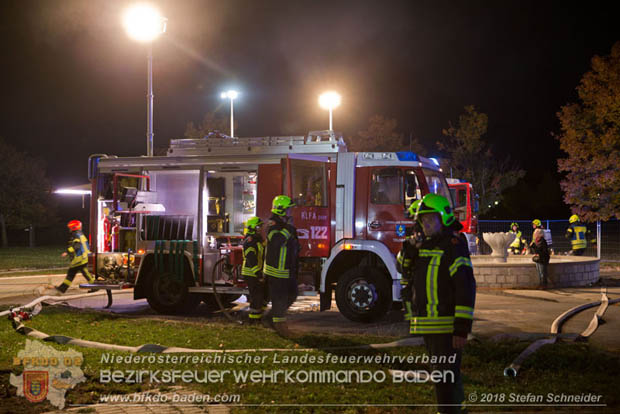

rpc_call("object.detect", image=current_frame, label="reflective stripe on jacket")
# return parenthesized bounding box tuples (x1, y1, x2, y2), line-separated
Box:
(68, 231, 90, 267)
(242, 234, 264, 277)
(405, 231, 476, 336)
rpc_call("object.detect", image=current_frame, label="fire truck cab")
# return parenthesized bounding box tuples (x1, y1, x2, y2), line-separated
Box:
(447, 179, 478, 254)
(87, 131, 455, 322)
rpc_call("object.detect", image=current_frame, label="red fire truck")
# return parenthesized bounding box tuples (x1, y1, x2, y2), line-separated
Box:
(447, 179, 478, 254)
(85, 131, 455, 322)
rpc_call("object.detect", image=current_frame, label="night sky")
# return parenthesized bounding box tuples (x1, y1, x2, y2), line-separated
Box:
(1, 1, 619, 217)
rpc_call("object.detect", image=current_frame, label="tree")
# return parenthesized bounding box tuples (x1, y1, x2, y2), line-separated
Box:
(347, 115, 424, 153)
(184, 111, 233, 138)
(438, 105, 525, 215)
(0, 138, 55, 247)
(556, 42, 620, 222)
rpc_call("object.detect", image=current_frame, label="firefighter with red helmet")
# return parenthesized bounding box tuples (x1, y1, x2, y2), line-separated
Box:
(56, 220, 95, 294)
(242, 217, 269, 322)
(263, 195, 300, 337)
(401, 193, 476, 414)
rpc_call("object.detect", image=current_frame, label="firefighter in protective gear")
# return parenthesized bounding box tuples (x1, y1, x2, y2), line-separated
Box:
(402, 193, 476, 414)
(397, 200, 423, 321)
(242, 217, 269, 321)
(565, 214, 591, 256)
(57, 220, 95, 293)
(263, 195, 300, 337)
(508, 222, 526, 255)
(531, 219, 553, 254)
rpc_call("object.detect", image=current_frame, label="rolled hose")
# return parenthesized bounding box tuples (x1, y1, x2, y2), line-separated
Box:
(504, 289, 619, 377)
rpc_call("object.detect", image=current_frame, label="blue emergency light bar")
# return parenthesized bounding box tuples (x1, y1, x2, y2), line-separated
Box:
(395, 151, 419, 162)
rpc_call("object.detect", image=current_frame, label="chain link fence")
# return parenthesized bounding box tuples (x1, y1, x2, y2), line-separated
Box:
(477, 219, 620, 260)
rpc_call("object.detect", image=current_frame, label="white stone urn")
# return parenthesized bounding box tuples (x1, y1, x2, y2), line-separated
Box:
(482, 232, 516, 263)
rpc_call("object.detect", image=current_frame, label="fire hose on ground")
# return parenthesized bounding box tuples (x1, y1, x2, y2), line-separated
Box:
(503, 287, 619, 377)
(3, 290, 424, 353)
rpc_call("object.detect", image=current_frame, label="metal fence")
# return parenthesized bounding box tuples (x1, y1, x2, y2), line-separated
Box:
(477, 219, 620, 260)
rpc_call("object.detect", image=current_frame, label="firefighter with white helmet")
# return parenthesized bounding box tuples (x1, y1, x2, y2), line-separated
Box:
(55, 220, 95, 294)
(400, 193, 476, 414)
(263, 195, 300, 337)
(242, 216, 269, 321)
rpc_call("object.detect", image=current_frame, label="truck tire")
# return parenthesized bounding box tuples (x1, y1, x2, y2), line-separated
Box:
(335, 266, 392, 323)
(147, 271, 200, 315)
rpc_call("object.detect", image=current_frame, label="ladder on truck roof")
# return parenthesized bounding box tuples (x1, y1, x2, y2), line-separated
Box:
(167, 130, 346, 157)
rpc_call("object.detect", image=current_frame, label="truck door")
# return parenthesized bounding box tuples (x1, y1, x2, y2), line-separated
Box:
(282, 155, 331, 258)
(366, 167, 421, 254)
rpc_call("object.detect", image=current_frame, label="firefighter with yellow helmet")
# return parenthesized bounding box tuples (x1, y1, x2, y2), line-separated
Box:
(508, 222, 526, 255)
(263, 195, 300, 337)
(55, 220, 95, 294)
(396, 200, 422, 321)
(241, 217, 269, 321)
(565, 214, 591, 256)
(399, 193, 476, 414)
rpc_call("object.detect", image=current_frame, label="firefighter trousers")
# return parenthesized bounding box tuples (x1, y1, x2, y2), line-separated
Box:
(423, 334, 466, 414)
(267, 275, 297, 323)
(246, 275, 269, 319)
(570, 248, 585, 256)
(57, 264, 94, 293)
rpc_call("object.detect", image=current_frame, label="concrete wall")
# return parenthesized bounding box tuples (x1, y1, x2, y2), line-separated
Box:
(472, 255, 599, 288)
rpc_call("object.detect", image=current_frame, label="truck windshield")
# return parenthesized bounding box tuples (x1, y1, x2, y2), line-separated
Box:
(422, 168, 454, 208)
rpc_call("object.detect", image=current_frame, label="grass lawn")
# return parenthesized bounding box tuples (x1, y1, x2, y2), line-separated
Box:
(1, 305, 619, 413)
(0, 246, 66, 272)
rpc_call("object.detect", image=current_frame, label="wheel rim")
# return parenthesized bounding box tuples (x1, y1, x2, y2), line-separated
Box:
(154, 274, 184, 306)
(347, 278, 377, 312)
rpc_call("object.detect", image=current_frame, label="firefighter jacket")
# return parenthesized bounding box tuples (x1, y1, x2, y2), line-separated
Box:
(241, 233, 264, 278)
(67, 230, 90, 268)
(509, 230, 525, 250)
(565, 223, 588, 250)
(405, 228, 476, 337)
(263, 215, 300, 279)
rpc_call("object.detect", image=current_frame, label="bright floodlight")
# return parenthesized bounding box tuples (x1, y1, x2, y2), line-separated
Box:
(123, 4, 166, 43)
(318, 91, 342, 110)
(221, 90, 239, 100)
(55, 189, 91, 195)
(221, 90, 240, 137)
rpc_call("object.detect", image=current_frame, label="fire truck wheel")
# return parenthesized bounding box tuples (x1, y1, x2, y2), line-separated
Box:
(147, 272, 200, 314)
(335, 266, 391, 323)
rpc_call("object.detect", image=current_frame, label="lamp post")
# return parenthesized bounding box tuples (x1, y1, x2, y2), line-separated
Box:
(318, 91, 341, 131)
(220, 90, 239, 138)
(123, 4, 167, 157)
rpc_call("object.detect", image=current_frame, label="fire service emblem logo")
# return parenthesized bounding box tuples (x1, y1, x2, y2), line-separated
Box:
(23, 371, 49, 403)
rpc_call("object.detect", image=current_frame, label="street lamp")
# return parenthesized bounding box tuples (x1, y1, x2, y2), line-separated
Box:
(220, 90, 239, 138)
(318, 91, 341, 131)
(123, 4, 167, 157)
